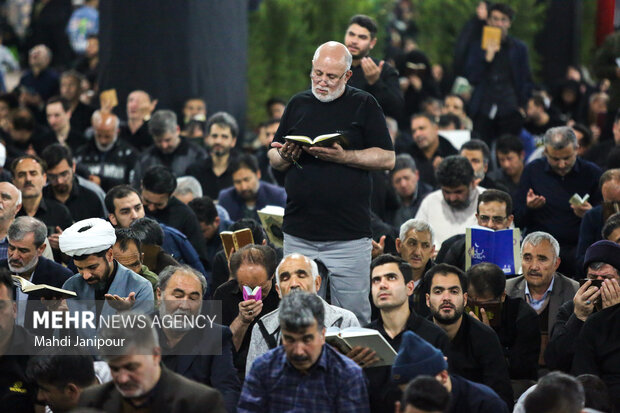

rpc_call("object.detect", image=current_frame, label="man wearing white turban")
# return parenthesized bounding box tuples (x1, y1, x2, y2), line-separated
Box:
(59, 218, 154, 314)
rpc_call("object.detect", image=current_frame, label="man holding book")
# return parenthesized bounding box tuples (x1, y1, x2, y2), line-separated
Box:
(268, 41, 394, 325)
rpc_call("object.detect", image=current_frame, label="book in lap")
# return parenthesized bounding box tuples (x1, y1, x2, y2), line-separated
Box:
(12, 275, 77, 299)
(326, 327, 397, 368)
(284, 133, 347, 148)
(465, 226, 521, 274)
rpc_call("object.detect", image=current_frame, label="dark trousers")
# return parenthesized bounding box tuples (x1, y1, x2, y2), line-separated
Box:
(473, 109, 524, 145)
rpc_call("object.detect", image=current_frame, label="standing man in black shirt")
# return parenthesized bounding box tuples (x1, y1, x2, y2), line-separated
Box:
(344, 14, 404, 121)
(269, 41, 395, 324)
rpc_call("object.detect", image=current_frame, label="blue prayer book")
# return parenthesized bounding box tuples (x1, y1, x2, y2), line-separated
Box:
(465, 227, 521, 274)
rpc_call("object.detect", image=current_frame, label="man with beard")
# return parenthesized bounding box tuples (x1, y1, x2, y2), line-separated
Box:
(59, 218, 154, 317)
(459, 140, 508, 191)
(74, 110, 139, 192)
(415, 155, 484, 250)
(426, 263, 513, 408)
(41, 144, 105, 222)
(0, 182, 24, 260)
(217, 154, 286, 222)
(344, 14, 403, 121)
(187, 112, 240, 199)
(2, 216, 72, 331)
(155, 265, 240, 412)
(132, 110, 207, 187)
(269, 41, 394, 325)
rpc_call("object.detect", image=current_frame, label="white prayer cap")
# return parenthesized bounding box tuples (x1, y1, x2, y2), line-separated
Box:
(59, 218, 116, 257)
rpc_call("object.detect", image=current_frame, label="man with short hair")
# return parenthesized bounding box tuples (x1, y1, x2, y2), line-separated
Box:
(0, 182, 23, 260)
(408, 113, 458, 187)
(59, 218, 154, 316)
(415, 155, 484, 250)
(460, 139, 507, 191)
(218, 153, 286, 222)
(182, 97, 207, 126)
(59, 70, 94, 135)
(78, 314, 227, 412)
(118, 90, 158, 151)
(269, 41, 395, 325)
(43, 96, 86, 152)
(213, 244, 281, 379)
(467, 263, 540, 380)
(246, 253, 359, 374)
(464, 3, 533, 144)
(344, 14, 403, 120)
(26, 353, 98, 413)
(173, 176, 203, 204)
(155, 265, 240, 412)
(443, 94, 472, 130)
(388, 154, 433, 228)
(133, 110, 207, 187)
(239, 291, 370, 412)
(506, 232, 579, 366)
(396, 376, 451, 413)
(187, 111, 240, 199)
(41, 143, 105, 222)
(437, 189, 513, 271)
(426, 263, 513, 408)
(522, 372, 586, 413)
(75, 110, 139, 192)
(515, 126, 602, 276)
(524, 93, 564, 137)
(18, 45, 59, 113)
(140, 166, 208, 263)
(603, 212, 620, 243)
(113, 228, 158, 290)
(487, 134, 525, 196)
(364, 254, 449, 411)
(391, 331, 509, 413)
(545, 240, 620, 372)
(13, 155, 73, 253)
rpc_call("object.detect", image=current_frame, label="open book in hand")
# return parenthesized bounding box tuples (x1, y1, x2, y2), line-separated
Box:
(465, 226, 521, 274)
(12, 275, 77, 299)
(284, 133, 347, 148)
(257, 205, 284, 248)
(569, 193, 589, 207)
(325, 326, 397, 368)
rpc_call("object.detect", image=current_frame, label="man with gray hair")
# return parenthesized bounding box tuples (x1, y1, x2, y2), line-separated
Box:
(268, 41, 395, 325)
(515, 126, 602, 276)
(0, 182, 24, 260)
(154, 264, 240, 412)
(79, 314, 227, 412)
(239, 291, 370, 412)
(133, 109, 207, 187)
(388, 154, 433, 228)
(245, 253, 359, 374)
(1, 216, 72, 330)
(506, 231, 579, 365)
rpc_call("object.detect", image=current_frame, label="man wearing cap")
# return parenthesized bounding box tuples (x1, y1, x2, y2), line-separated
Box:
(545, 240, 620, 372)
(59, 218, 154, 315)
(391, 331, 509, 413)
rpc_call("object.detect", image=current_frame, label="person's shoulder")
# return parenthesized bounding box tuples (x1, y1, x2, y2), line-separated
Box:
(423, 189, 444, 203)
(554, 272, 579, 289)
(79, 380, 117, 407)
(38, 256, 73, 276)
(213, 278, 238, 299)
(324, 343, 364, 374)
(577, 156, 603, 175)
(465, 313, 498, 338)
(326, 302, 359, 326)
(584, 302, 620, 327)
(250, 345, 286, 376)
(457, 374, 507, 406)
(217, 186, 236, 201)
(506, 275, 525, 288)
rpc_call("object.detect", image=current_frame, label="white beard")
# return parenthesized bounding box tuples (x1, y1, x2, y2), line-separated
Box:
(311, 81, 346, 103)
(9, 255, 39, 274)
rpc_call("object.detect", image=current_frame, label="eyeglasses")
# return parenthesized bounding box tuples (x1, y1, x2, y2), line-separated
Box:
(478, 215, 507, 224)
(310, 70, 347, 86)
(47, 170, 71, 182)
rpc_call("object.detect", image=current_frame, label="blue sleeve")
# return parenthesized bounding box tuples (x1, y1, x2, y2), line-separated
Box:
(132, 280, 155, 313)
(336, 366, 370, 413)
(237, 361, 268, 413)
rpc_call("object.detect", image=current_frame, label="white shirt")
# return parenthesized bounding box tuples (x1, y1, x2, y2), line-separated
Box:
(415, 186, 485, 250)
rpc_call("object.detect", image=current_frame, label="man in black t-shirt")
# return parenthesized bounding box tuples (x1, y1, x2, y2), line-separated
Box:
(269, 41, 395, 324)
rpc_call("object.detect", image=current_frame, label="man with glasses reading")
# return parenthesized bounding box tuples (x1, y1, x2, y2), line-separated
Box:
(268, 41, 395, 325)
(437, 189, 514, 272)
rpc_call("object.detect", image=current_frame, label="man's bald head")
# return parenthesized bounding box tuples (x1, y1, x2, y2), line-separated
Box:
(0, 182, 22, 221)
(312, 41, 352, 71)
(92, 110, 120, 151)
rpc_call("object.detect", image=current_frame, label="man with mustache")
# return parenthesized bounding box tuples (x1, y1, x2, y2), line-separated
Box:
(506, 231, 579, 367)
(415, 155, 484, 250)
(154, 265, 240, 412)
(268, 41, 394, 325)
(188, 111, 239, 199)
(514, 126, 602, 277)
(217, 153, 286, 222)
(426, 263, 513, 408)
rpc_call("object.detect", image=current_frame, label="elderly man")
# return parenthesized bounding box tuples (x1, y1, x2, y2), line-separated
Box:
(79, 315, 226, 412)
(514, 126, 602, 277)
(74, 110, 139, 192)
(133, 110, 207, 187)
(246, 253, 359, 374)
(118, 90, 158, 151)
(269, 41, 394, 324)
(0, 182, 23, 260)
(239, 291, 370, 412)
(506, 232, 579, 367)
(415, 155, 484, 250)
(155, 265, 240, 412)
(546, 240, 620, 372)
(59, 218, 154, 316)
